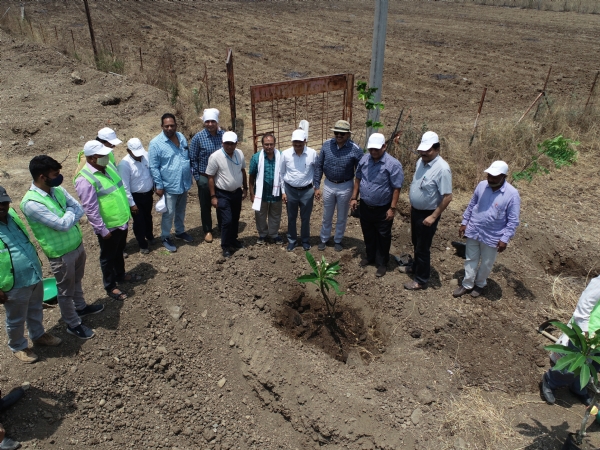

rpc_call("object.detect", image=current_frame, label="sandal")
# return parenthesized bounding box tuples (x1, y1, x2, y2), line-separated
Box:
(121, 272, 142, 282)
(107, 289, 128, 301)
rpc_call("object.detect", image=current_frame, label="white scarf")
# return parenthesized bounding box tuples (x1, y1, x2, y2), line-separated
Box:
(252, 149, 281, 211)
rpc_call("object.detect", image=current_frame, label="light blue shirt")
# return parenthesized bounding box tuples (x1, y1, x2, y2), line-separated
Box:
(148, 131, 192, 194)
(355, 152, 404, 206)
(280, 146, 317, 194)
(0, 212, 43, 289)
(22, 184, 84, 232)
(409, 155, 452, 210)
(461, 180, 521, 246)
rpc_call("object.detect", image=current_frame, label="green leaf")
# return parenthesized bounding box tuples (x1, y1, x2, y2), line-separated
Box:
(571, 321, 587, 353)
(552, 353, 581, 372)
(580, 364, 591, 390)
(551, 321, 580, 347)
(544, 344, 581, 354)
(305, 251, 318, 274)
(589, 356, 600, 366)
(325, 278, 344, 296)
(296, 274, 319, 284)
(567, 354, 586, 374)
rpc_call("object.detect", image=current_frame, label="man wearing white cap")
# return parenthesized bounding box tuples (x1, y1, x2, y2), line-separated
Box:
(350, 134, 404, 277)
(148, 113, 194, 253)
(280, 129, 318, 252)
(190, 108, 224, 243)
(453, 161, 520, 298)
(314, 119, 364, 252)
(206, 131, 248, 258)
(97, 127, 123, 165)
(402, 131, 453, 291)
(75, 140, 138, 302)
(118, 138, 155, 254)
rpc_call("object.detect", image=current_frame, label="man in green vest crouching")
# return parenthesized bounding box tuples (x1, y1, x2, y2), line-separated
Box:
(0, 186, 62, 363)
(21, 156, 104, 340)
(74, 141, 140, 302)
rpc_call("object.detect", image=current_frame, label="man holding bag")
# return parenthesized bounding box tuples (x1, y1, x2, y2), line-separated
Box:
(249, 133, 283, 245)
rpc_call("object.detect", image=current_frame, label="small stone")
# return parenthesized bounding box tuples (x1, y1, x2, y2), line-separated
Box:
(411, 407, 422, 425)
(27, 139, 34, 146)
(417, 388, 434, 405)
(167, 305, 183, 320)
(159, 266, 169, 273)
(21, 382, 30, 391)
(228, 339, 235, 347)
(201, 310, 208, 318)
(99, 399, 106, 407)
(410, 329, 421, 339)
(217, 377, 226, 388)
(71, 71, 85, 84)
(535, 358, 547, 368)
(255, 300, 266, 310)
(156, 346, 167, 354)
(70, 366, 77, 373)
(202, 428, 216, 442)
(450, 279, 459, 286)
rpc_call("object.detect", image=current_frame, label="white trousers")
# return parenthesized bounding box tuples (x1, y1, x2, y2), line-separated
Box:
(319, 179, 353, 244)
(462, 238, 498, 289)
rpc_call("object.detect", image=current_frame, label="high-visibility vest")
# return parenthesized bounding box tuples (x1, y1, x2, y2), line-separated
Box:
(75, 162, 131, 229)
(0, 209, 34, 292)
(20, 187, 83, 259)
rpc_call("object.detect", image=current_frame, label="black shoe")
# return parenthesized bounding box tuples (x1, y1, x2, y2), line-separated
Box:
(376, 266, 387, 277)
(76, 304, 104, 317)
(287, 242, 297, 252)
(232, 240, 244, 249)
(67, 324, 95, 340)
(222, 250, 232, 258)
(0, 388, 25, 410)
(0, 437, 21, 450)
(318, 242, 327, 251)
(569, 387, 592, 406)
(541, 374, 555, 405)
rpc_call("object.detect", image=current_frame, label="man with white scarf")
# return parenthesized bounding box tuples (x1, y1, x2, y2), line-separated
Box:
(249, 133, 283, 244)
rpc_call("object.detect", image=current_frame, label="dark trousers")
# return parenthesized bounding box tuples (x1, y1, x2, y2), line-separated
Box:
(216, 187, 242, 250)
(359, 201, 393, 268)
(97, 228, 128, 292)
(131, 190, 155, 249)
(410, 207, 440, 285)
(197, 175, 222, 233)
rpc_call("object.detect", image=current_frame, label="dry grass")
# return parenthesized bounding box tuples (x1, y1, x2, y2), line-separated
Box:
(441, 387, 525, 449)
(449, 0, 600, 14)
(549, 274, 585, 319)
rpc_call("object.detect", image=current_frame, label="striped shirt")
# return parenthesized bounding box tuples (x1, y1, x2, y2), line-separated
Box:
(190, 128, 225, 179)
(314, 138, 363, 190)
(21, 184, 84, 232)
(148, 131, 192, 194)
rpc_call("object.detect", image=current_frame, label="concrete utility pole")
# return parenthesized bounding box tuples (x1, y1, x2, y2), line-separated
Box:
(367, 0, 389, 141)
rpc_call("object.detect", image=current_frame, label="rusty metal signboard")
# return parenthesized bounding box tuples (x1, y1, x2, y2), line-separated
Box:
(250, 73, 354, 153)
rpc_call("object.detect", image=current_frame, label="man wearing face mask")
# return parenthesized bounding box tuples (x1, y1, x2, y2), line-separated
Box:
(118, 138, 155, 254)
(453, 161, 521, 298)
(21, 156, 104, 340)
(96, 127, 123, 165)
(75, 141, 138, 302)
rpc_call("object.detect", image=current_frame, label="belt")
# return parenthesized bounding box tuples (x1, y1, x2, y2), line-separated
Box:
(288, 183, 313, 191)
(327, 178, 353, 184)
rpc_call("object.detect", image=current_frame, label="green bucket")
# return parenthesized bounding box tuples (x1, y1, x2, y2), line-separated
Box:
(42, 277, 58, 302)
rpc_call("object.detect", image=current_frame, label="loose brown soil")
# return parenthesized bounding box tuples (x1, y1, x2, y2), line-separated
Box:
(1, 1, 600, 449)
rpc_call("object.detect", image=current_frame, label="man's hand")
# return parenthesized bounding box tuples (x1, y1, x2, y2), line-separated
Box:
(459, 225, 467, 238)
(385, 208, 395, 221)
(497, 241, 507, 253)
(155, 189, 164, 198)
(242, 188, 248, 200)
(314, 189, 321, 201)
(103, 232, 112, 240)
(423, 215, 437, 227)
(0, 291, 7, 305)
(130, 205, 139, 215)
(282, 194, 287, 204)
(249, 193, 255, 202)
(350, 199, 358, 211)
(211, 197, 218, 208)
(0, 422, 5, 442)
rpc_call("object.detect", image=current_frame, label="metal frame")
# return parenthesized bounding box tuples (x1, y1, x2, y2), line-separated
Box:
(250, 73, 354, 153)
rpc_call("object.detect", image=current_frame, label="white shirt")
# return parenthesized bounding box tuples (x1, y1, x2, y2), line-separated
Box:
(117, 153, 154, 206)
(280, 146, 317, 194)
(205, 148, 246, 192)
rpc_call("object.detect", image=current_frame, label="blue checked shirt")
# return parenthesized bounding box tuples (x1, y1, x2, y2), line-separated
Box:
(148, 131, 192, 194)
(314, 138, 364, 190)
(355, 151, 404, 206)
(249, 151, 282, 203)
(190, 128, 225, 180)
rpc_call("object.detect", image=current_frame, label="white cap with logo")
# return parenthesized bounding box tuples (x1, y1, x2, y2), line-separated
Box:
(127, 138, 146, 157)
(417, 131, 439, 151)
(484, 161, 509, 176)
(84, 140, 112, 156)
(367, 133, 386, 150)
(97, 127, 122, 146)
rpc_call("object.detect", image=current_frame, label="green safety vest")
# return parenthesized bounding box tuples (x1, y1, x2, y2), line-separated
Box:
(588, 303, 600, 336)
(20, 187, 83, 259)
(75, 162, 131, 229)
(0, 209, 34, 292)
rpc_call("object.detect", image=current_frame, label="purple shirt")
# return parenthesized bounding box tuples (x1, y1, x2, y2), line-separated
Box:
(355, 151, 404, 206)
(462, 180, 520, 247)
(74, 163, 128, 237)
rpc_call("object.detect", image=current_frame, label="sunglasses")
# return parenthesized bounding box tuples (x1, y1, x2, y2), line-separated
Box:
(334, 131, 348, 136)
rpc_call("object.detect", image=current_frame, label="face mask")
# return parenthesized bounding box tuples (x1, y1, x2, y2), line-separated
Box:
(488, 179, 504, 188)
(45, 174, 64, 187)
(96, 155, 110, 166)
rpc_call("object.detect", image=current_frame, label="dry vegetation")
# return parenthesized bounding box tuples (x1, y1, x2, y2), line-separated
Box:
(450, 0, 600, 14)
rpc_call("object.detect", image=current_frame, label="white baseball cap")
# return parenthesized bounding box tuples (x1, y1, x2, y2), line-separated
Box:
(203, 108, 220, 123)
(83, 140, 112, 156)
(484, 161, 509, 176)
(97, 127, 122, 146)
(126, 138, 146, 157)
(417, 131, 439, 151)
(367, 133, 386, 150)
(291, 129, 306, 142)
(222, 131, 238, 143)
